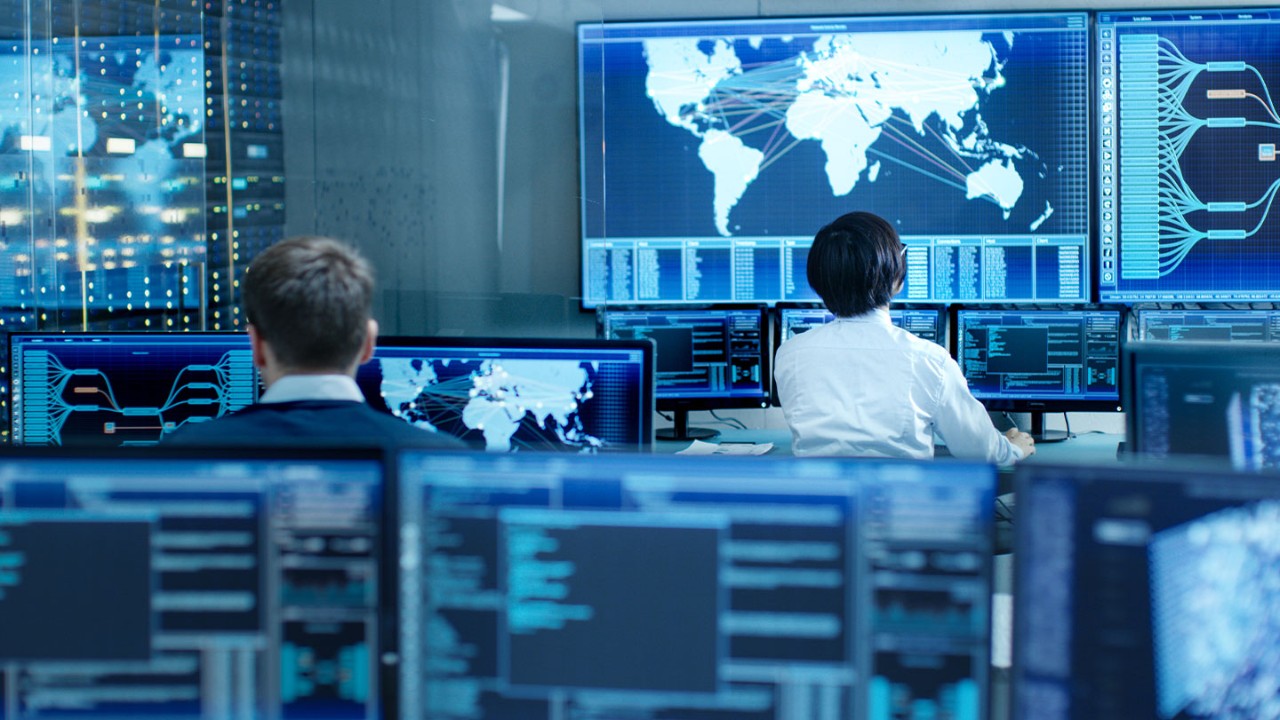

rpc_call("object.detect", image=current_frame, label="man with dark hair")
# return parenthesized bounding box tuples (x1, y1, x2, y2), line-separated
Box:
(165, 236, 464, 449)
(775, 212, 1033, 462)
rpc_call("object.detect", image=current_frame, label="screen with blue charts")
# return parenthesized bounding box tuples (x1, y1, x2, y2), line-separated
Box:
(0, 452, 387, 719)
(397, 452, 995, 720)
(579, 12, 1090, 306)
(355, 338, 653, 452)
(1136, 308, 1280, 341)
(9, 333, 257, 447)
(597, 307, 769, 406)
(778, 307, 946, 345)
(955, 309, 1122, 407)
(1099, 10, 1280, 301)
(1014, 463, 1280, 720)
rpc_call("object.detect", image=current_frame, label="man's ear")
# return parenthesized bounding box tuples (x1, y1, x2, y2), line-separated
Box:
(358, 318, 378, 365)
(247, 324, 266, 369)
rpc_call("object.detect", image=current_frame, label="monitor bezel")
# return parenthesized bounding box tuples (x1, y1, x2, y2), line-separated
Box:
(370, 334, 657, 449)
(1122, 339, 1280, 458)
(949, 306, 1126, 413)
(7, 331, 259, 446)
(594, 304, 772, 412)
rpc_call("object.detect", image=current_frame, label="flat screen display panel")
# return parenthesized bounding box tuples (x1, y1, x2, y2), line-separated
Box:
(1124, 341, 1280, 468)
(1136, 308, 1280, 342)
(0, 451, 388, 719)
(1014, 463, 1280, 719)
(397, 452, 995, 720)
(356, 337, 654, 452)
(954, 309, 1122, 409)
(9, 333, 257, 447)
(598, 307, 769, 408)
(777, 306, 946, 345)
(1098, 10, 1280, 301)
(579, 12, 1091, 306)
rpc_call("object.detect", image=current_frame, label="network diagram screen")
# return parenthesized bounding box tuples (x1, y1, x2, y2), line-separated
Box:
(9, 333, 257, 447)
(778, 307, 945, 345)
(955, 310, 1122, 405)
(1014, 464, 1280, 720)
(1136, 308, 1280, 341)
(578, 12, 1090, 306)
(1098, 10, 1280, 301)
(0, 454, 387, 719)
(598, 308, 768, 404)
(355, 339, 652, 452)
(397, 452, 995, 720)
(1126, 342, 1280, 468)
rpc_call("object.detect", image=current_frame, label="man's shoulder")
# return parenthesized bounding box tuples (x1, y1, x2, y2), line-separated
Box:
(165, 401, 466, 449)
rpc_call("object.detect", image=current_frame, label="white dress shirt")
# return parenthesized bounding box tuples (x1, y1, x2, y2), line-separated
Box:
(259, 374, 366, 403)
(774, 308, 1023, 464)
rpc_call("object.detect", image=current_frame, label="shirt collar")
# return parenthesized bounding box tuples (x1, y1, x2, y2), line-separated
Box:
(259, 374, 365, 404)
(833, 307, 892, 326)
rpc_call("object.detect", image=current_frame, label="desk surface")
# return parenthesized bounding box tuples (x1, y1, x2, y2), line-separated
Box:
(656, 428, 1125, 465)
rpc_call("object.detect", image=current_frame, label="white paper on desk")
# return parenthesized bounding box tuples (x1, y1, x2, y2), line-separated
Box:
(677, 440, 774, 456)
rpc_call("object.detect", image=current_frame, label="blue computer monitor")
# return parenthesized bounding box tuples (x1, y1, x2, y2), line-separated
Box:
(776, 305, 947, 345)
(1124, 341, 1280, 469)
(1014, 462, 1280, 719)
(1098, 10, 1280, 302)
(954, 309, 1123, 419)
(1136, 308, 1280, 342)
(354, 336, 654, 452)
(0, 449, 388, 718)
(397, 451, 996, 720)
(8, 332, 258, 447)
(578, 11, 1091, 306)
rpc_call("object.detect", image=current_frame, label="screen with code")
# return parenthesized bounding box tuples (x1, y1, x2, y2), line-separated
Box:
(397, 452, 995, 720)
(598, 308, 769, 407)
(1014, 463, 1280, 720)
(1098, 10, 1280, 301)
(356, 337, 653, 452)
(579, 11, 1091, 306)
(0, 452, 387, 719)
(955, 309, 1122, 407)
(777, 307, 946, 345)
(1136, 308, 1280, 342)
(9, 333, 257, 447)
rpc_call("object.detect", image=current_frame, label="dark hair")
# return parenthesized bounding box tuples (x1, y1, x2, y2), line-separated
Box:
(242, 236, 375, 371)
(806, 211, 905, 318)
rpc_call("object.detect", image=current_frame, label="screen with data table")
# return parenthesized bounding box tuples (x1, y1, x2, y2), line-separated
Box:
(598, 307, 768, 407)
(1098, 10, 1280, 301)
(955, 309, 1122, 408)
(356, 337, 653, 452)
(9, 333, 257, 447)
(1136, 308, 1280, 341)
(777, 306, 946, 345)
(0, 451, 387, 720)
(1014, 463, 1280, 720)
(579, 11, 1091, 306)
(397, 452, 995, 720)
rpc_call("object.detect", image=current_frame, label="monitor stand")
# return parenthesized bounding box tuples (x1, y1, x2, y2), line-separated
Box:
(656, 410, 719, 442)
(1029, 412, 1069, 443)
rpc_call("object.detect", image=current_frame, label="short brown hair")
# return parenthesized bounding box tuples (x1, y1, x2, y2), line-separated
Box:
(242, 236, 374, 371)
(807, 211, 905, 318)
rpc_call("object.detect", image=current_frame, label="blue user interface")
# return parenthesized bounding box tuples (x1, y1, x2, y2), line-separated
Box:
(397, 451, 995, 720)
(579, 12, 1091, 305)
(1137, 308, 1280, 342)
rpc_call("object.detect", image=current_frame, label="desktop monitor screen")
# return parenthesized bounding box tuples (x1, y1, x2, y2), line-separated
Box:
(1098, 10, 1280, 302)
(1124, 341, 1280, 469)
(1014, 463, 1280, 720)
(1136, 308, 1280, 342)
(397, 451, 996, 720)
(578, 11, 1091, 306)
(8, 333, 258, 447)
(954, 309, 1122, 411)
(776, 305, 946, 345)
(598, 307, 769, 408)
(354, 337, 654, 452)
(0, 449, 388, 718)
